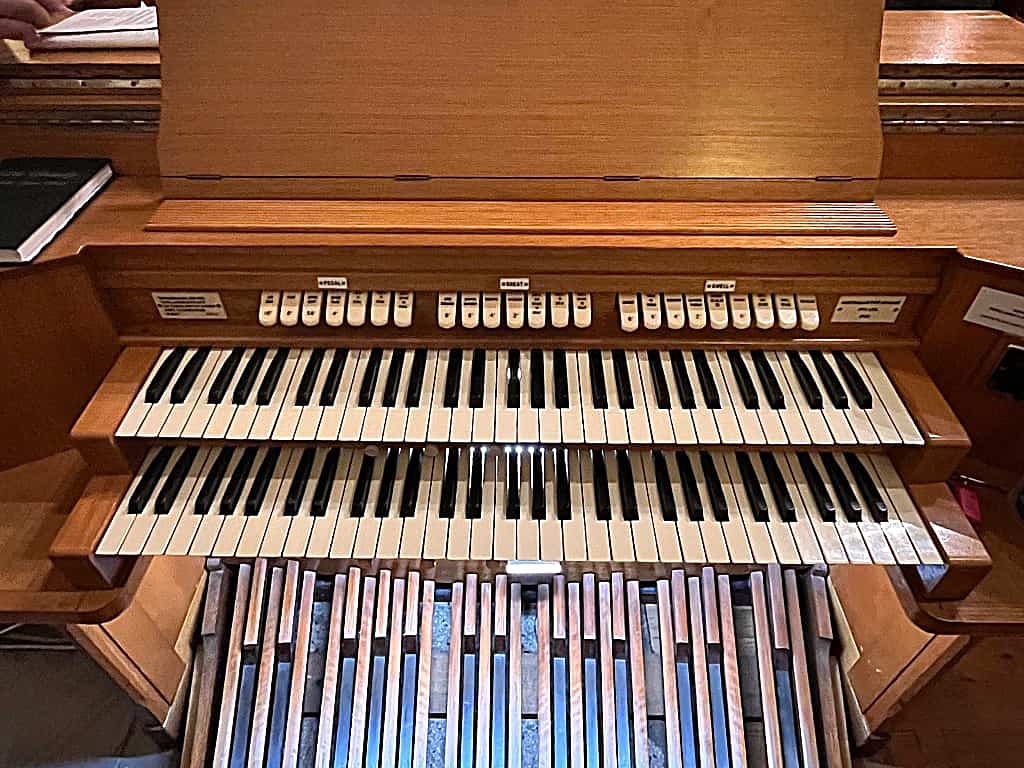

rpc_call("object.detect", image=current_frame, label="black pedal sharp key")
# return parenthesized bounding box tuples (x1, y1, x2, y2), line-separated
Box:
(647, 350, 671, 409)
(736, 453, 769, 523)
(469, 349, 486, 409)
(616, 450, 638, 521)
(699, 451, 730, 522)
(692, 350, 720, 409)
(675, 451, 703, 522)
(467, 447, 483, 519)
(588, 349, 608, 409)
(553, 350, 570, 409)
(751, 351, 785, 409)
(531, 349, 546, 409)
(820, 453, 861, 523)
(834, 352, 872, 409)
(310, 447, 339, 517)
(443, 349, 464, 409)
(232, 348, 268, 405)
(295, 348, 326, 407)
(591, 450, 612, 521)
(129, 446, 174, 514)
(319, 349, 349, 407)
(350, 452, 376, 518)
(797, 453, 836, 523)
(221, 446, 258, 515)
(154, 446, 199, 515)
(727, 350, 759, 409)
(611, 350, 633, 409)
(145, 347, 187, 403)
(359, 348, 385, 407)
(531, 449, 546, 520)
(786, 351, 823, 409)
(375, 447, 401, 518)
(506, 350, 522, 408)
(246, 446, 281, 516)
(170, 348, 211, 404)
(194, 447, 234, 515)
(439, 448, 459, 518)
(652, 451, 677, 521)
(506, 450, 521, 519)
(399, 448, 423, 518)
(844, 453, 888, 522)
(382, 349, 407, 408)
(256, 348, 290, 406)
(555, 448, 572, 521)
(668, 349, 696, 409)
(810, 350, 848, 409)
(760, 452, 796, 522)
(404, 349, 428, 408)
(206, 348, 244, 404)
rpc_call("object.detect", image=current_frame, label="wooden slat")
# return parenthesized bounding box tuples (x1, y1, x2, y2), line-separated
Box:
(277, 560, 300, 653)
(536, 583, 552, 768)
(567, 581, 586, 768)
(687, 576, 716, 768)
(598, 580, 617, 768)
(282, 571, 315, 768)
(211, 563, 251, 768)
(444, 581, 465, 768)
(751, 571, 785, 768)
(784, 570, 820, 768)
(186, 567, 229, 768)
(508, 582, 523, 768)
(412, 580, 435, 768)
(716, 574, 748, 768)
(348, 575, 377, 768)
(243, 559, 268, 651)
(315, 573, 347, 768)
(626, 581, 650, 768)
(247, 566, 283, 768)
(380, 577, 406, 768)
(656, 580, 682, 768)
(475, 581, 493, 768)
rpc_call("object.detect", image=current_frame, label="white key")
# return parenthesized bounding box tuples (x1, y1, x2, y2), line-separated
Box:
(470, 448, 496, 561)
(660, 451, 705, 563)
(438, 292, 458, 329)
(212, 447, 270, 556)
(685, 294, 707, 330)
(628, 451, 659, 562)
(139, 347, 201, 438)
(621, 351, 653, 444)
(729, 294, 751, 330)
(760, 351, 811, 445)
(505, 293, 525, 330)
(517, 350, 540, 444)
(689, 450, 735, 564)
(302, 291, 323, 327)
(618, 293, 640, 333)
(180, 349, 232, 439)
(482, 293, 501, 329)
(370, 291, 392, 327)
(721, 452, 774, 564)
(339, 350, 373, 442)
(741, 351, 787, 445)
(601, 351, 629, 445)
(775, 351, 832, 445)
(225, 351, 275, 440)
(637, 351, 674, 444)
(707, 294, 729, 330)
(869, 454, 943, 565)
(317, 349, 359, 440)
(142, 446, 214, 555)
(639, 452, 681, 562)
(450, 350, 473, 443)
(641, 294, 662, 330)
(576, 351, 607, 445)
(164, 448, 236, 556)
(841, 458, 896, 564)
(798, 351, 856, 444)
(861, 457, 919, 565)
(376, 449, 408, 560)
(329, 449, 366, 559)
(560, 351, 585, 444)
(683, 350, 721, 444)
(118, 348, 175, 437)
(528, 293, 547, 329)
(812, 453, 871, 563)
(561, 448, 587, 561)
(99, 447, 176, 555)
(471, 350, 498, 444)
(187, 448, 248, 556)
(551, 293, 570, 329)
(325, 291, 346, 327)
(773, 454, 825, 564)
(274, 349, 315, 441)
(393, 292, 414, 328)
(383, 350, 416, 443)
(280, 292, 301, 327)
(493, 449, 517, 561)
(404, 350, 439, 443)
(797, 295, 819, 331)
(346, 292, 368, 326)
(495, 350, 518, 444)
(398, 451, 438, 560)
(516, 451, 540, 560)
(774, 294, 797, 330)
(539, 449, 563, 561)
(360, 349, 394, 442)
(604, 451, 634, 563)
(204, 348, 255, 439)
(656, 351, 696, 445)
(160, 349, 222, 438)
(580, 450, 611, 562)
(307, 448, 355, 558)
(426, 350, 453, 442)
(461, 293, 481, 329)
(664, 294, 685, 330)
(353, 449, 388, 558)
(845, 353, 900, 444)
(539, 350, 562, 444)
(753, 294, 774, 329)
(705, 352, 745, 444)
(783, 453, 847, 564)
(257, 450, 306, 559)
(717, 350, 766, 444)
(572, 293, 592, 328)
(749, 454, 801, 564)
(259, 291, 280, 327)
(295, 349, 336, 441)
(423, 449, 453, 560)
(856, 353, 923, 445)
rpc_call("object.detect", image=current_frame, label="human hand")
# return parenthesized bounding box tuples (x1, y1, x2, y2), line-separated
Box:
(1, 0, 73, 44)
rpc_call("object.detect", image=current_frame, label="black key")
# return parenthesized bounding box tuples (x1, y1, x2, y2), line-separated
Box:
(404, 349, 428, 408)
(467, 447, 483, 519)
(506, 450, 521, 519)
(699, 451, 730, 522)
(221, 447, 258, 515)
(555, 449, 571, 520)
(588, 349, 608, 409)
(245, 447, 281, 516)
(652, 451, 677, 521)
(232, 348, 268, 405)
(553, 350, 570, 409)
(531, 349, 546, 409)
(295, 348, 326, 407)
(310, 447, 340, 517)
(736, 453, 769, 523)
(443, 349, 464, 409)
(591, 450, 612, 521)
(170, 348, 211, 404)
(668, 350, 696, 409)
(439, 448, 459, 519)
(194, 447, 234, 515)
(798, 453, 837, 523)
(319, 349, 349, 407)
(469, 349, 487, 409)
(647, 350, 671, 409)
(284, 447, 316, 516)
(616, 450, 638, 521)
(820, 453, 861, 522)
(833, 352, 872, 409)
(359, 348, 385, 407)
(382, 349, 407, 408)
(786, 351, 823, 409)
(727, 350, 759, 409)
(154, 446, 199, 515)
(675, 452, 703, 522)
(206, 348, 244, 404)
(760, 453, 796, 522)
(844, 453, 888, 522)
(531, 449, 546, 520)
(350, 452, 376, 518)
(506, 350, 522, 408)
(145, 348, 187, 403)
(129, 446, 175, 514)
(692, 351, 720, 409)
(810, 351, 848, 409)
(751, 351, 785, 409)
(399, 448, 423, 518)
(375, 447, 401, 518)
(611, 350, 633, 409)
(256, 348, 290, 406)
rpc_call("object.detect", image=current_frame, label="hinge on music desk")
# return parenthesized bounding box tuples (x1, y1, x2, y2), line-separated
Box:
(602, 175, 640, 182)
(393, 174, 432, 181)
(814, 175, 854, 182)
(185, 174, 223, 181)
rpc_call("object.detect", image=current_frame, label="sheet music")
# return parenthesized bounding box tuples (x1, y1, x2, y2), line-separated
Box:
(32, 6, 158, 49)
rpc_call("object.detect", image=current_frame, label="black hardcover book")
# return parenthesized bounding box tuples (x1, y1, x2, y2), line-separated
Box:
(0, 157, 113, 264)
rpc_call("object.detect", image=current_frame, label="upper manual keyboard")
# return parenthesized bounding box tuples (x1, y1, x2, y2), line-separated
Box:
(116, 346, 922, 447)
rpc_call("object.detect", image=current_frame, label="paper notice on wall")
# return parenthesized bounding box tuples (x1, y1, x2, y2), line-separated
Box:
(963, 286, 1024, 337)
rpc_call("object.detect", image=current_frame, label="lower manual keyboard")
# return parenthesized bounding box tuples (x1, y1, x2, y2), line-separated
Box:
(98, 445, 944, 566)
